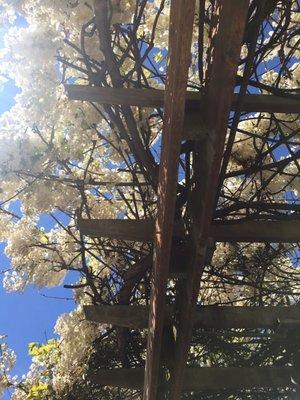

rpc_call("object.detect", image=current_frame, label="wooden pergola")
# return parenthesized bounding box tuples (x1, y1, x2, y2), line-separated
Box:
(67, 0, 300, 398)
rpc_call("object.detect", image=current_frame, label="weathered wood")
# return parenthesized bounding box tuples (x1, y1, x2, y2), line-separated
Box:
(171, 2, 250, 399)
(79, 218, 300, 243)
(193, 306, 300, 329)
(66, 85, 300, 114)
(236, 93, 300, 114)
(66, 85, 169, 107)
(78, 218, 154, 242)
(77, 218, 185, 242)
(143, 1, 196, 399)
(211, 220, 300, 243)
(93, 368, 144, 390)
(84, 305, 150, 329)
(91, 366, 298, 391)
(84, 305, 300, 330)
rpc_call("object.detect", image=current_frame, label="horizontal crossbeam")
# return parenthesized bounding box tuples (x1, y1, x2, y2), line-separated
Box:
(84, 305, 300, 330)
(91, 366, 298, 391)
(77, 218, 184, 242)
(79, 218, 300, 243)
(66, 85, 300, 114)
(210, 220, 300, 243)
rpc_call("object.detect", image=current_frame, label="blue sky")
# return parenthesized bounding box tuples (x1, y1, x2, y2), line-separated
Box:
(0, 241, 74, 376)
(0, 19, 76, 399)
(0, 200, 75, 399)
(0, 188, 75, 399)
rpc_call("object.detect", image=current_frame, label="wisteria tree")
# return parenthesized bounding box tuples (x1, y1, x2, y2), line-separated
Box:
(0, 0, 299, 399)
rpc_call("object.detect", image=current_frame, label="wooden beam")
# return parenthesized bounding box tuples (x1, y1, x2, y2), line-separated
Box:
(84, 305, 167, 328)
(84, 305, 300, 330)
(184, 367, 298, 392)
(77, 218, 185, 242)
(78, 218, 154, 242)
(66, 85, 170, 107)
(193, 306, 300, 329)
(211, 220, 300, 243)
(79, 218, 300, 243)
(66, 85, 300, 114)
(84, 305, 151, 328)
(91, 366, 298, 391)
(92, 368, 144, 390)
(236, 94, 300, 114)
(171, 2, 250, 398)
(143, 1, 196, 399)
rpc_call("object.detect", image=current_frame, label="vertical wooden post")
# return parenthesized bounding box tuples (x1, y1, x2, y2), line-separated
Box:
(143, 1, 196, 399)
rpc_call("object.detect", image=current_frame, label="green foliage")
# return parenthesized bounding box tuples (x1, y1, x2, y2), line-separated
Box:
(28, 339, 59, 360)
(23, 340, 61, 399)
(27, 383, 50, 400)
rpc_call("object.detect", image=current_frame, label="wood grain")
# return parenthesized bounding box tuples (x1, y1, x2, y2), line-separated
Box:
(79, 218, 300, 243)
(170, 1, 250, 398)
(84, 304, 300, 330)
(143, 1, 196, 399)
(91, 366, 298, 391)
(67, 85, 300, 114)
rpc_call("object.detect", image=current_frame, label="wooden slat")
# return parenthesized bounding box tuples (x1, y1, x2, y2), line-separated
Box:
(84, 305, 151, 328)
(84, 305, 300, 330)
(193, 306, 300, 329)
(93, 368, 144, 390)
(211, 220, 300, 243)
(66, 85, 169, 107)
(91, 366, 298, 391)
(143, 1, 196, 399)
(77, 218, 185, 241)
(170, 2, 250, 398)
(66, 85, 300, 114)
(79, 218, 300, 243)
(78, 218, 154, 242)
